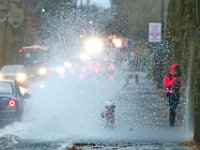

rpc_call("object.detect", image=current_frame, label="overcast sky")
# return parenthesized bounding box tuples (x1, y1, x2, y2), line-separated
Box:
(81, 0, 111, 8)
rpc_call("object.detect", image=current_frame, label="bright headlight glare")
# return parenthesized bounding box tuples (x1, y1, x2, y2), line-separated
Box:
(64, 61, 72, 68)
(80, 52, 90, 61)
(0, 74, 3, 80)
(16, 73, 27, 82)
(84, 38, 104, 55)
(112, 38, 123, 48)
(55, 66, 65, 74)
(38, 67, 47, 76)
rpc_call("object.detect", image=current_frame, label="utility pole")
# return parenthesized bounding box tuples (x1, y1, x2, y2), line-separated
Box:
(152, 0, 165, 88)
(2, 0, 10, 66)
(23, 0, 27, 44)
(156, 0, 165, 88)
(161, 0, 164, 39)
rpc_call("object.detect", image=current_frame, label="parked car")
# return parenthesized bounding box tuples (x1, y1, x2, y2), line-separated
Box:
(0, 79, 31, 122)
(0, 65, 29, 87)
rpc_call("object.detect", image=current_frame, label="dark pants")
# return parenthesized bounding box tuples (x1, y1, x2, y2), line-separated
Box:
(166, 93, 180, 127)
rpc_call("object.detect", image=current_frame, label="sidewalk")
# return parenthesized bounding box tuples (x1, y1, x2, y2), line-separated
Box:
(116, 72, 169, 128)
(113, 71, 193, 143)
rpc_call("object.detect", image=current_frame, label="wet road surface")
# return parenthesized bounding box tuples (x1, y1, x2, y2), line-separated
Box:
(0, 70, 193, 150)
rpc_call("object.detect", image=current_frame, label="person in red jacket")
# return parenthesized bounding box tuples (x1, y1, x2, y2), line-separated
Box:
(163, 63, 182, 127)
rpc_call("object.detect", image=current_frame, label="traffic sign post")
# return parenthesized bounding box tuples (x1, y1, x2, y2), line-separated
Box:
(148, 22, 163, 88)
(148, 22, 162, 43)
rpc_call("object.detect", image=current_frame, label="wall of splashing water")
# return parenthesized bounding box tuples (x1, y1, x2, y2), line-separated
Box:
(0, 9, 193, 143)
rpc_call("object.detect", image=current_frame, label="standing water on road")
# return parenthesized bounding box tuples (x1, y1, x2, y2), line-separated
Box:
(0, 60, 193, 149)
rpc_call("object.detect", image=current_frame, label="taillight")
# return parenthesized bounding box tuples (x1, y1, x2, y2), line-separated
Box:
(8, 99, 16, 108)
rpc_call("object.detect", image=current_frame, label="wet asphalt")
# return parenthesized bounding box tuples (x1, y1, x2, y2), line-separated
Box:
(0, 72, 193, 150)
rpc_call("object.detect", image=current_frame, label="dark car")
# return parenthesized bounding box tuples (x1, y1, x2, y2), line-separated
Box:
(0, 79, 31, 122)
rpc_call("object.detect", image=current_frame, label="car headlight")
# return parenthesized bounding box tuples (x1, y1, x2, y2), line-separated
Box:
(16, 73, 28, 83)
(83, 37, 104, 55)
(64, 61, 72, 68)
(38, 67, 48, 76)
(55, 66, 65, 75)
(0, 73, 3, 80)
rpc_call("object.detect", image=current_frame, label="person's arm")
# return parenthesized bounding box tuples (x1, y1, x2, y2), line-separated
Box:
(163, 75, 178, 88)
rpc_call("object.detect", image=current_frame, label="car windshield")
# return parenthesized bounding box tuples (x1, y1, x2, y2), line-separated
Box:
(22, 51, 49, 65)
(0, 82, 13, 94)
(1, 65, 26, 73)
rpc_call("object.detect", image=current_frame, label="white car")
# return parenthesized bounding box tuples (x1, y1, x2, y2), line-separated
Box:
(0, 65, 29, 87)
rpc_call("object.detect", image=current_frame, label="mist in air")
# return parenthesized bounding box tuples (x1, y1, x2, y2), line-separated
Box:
(0, 5, 193, 143)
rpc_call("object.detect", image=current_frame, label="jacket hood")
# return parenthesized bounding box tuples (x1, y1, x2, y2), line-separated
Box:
(169, 63, 179, 74)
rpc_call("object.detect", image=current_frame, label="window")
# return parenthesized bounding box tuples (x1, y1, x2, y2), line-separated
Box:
(0, 82, 14, 94)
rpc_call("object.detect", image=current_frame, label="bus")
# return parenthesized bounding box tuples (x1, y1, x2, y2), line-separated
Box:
(18, 45, 50, 79)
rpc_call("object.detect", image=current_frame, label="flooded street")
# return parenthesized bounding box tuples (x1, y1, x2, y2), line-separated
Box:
(0, 136, 193, 150)
(0, 68, 193, 149)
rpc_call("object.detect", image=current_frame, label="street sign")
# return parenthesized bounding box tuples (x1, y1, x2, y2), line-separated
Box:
(148, 22, 162, 43)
